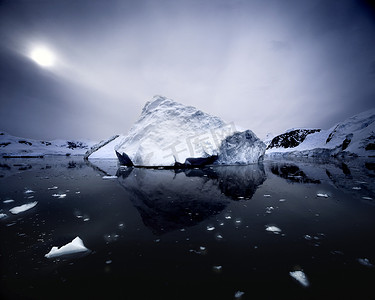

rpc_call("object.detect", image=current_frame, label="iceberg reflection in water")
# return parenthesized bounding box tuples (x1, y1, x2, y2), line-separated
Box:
(116, 164, 266, 234)
(0, 157, 374, 300)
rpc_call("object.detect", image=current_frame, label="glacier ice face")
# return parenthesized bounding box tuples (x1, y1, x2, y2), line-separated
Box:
(90, 96, 265, 166)
(217, 130, 266, 164)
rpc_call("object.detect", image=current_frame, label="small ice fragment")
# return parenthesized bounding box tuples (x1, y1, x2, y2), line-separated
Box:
(304, 235, 312, 240)
(352, 187, 361, 190)
(219, 222, 224, 226)
(213, 265, 222, 271)
(83, 218, 90, 222)
(154, 239, 160, 243)
(180, 228, 186, 232)
(118, 223, 125, 229)
(45, 237, 90, 258)
(48, 186, 58, 190)
(102, 175, 118, 179)
(237, 196, 244, 199)
(0, 213, 7, 219)
(357, 258, 374, 268)
(317, 193, 328, 198)
(235, 219, 241, 224)
(24, 189, 34, 194)
(52, 193, 66, 199)
(27, 196, 34, 199)
(200, 246, 206, 251)
(263, 194, 271, 198)
(225, 215, 232, 219)
(206, 226, 215, 231)
(3, 199, 15, 203)
(289, 270, 310, 287)
(75, 191, 81, 194)
(279, 199, 286, 202)
(362, 196, 373, 200)
(105, 260, 112, 264)
(9, 202, 38, 214)
(265, 225, 281, 233)
(216, 234, 223, 240)
(234, 291, 245, 298)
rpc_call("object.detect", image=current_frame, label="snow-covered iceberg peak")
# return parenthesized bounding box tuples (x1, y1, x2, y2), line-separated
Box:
(111, 96, 263, 166)
(88, 96, 265, 166)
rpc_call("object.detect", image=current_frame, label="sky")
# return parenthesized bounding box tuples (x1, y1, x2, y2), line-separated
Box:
(0, 0, 374, 141)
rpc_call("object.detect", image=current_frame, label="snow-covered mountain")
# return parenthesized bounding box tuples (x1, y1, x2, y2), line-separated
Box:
(88, 95, 265, 166)
(266, 109, 375, 158)
(0, 132, 96, 157)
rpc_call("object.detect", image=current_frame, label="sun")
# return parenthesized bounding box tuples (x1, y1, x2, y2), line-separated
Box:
(30, 47, 55, 67)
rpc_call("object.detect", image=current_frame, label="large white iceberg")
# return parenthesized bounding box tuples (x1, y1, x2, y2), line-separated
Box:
(45, 237, 90, 258)
(88, 96, 265, 166)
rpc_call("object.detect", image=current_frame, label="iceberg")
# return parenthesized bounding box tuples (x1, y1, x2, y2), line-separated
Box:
(9, 202, 38, 214)
(45, 237, 90, 258)
(87, 96, 265, 166)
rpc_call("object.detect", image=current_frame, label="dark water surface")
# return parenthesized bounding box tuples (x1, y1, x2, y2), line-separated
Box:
(0, 157, 374, 299)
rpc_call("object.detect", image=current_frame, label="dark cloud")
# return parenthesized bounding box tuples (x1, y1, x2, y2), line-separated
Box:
(0, 0, 374, 140)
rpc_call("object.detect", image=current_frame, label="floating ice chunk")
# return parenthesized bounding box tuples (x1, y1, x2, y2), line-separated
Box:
(0, 213, 7, 219)
(289, 270, 310, 287)
(279, 199, 286, 202)
(24, 189, 34, 194)
(48, 186, 58, 190)
(9, 202, 37, 214)
(263, 194, 271, 198)
(317, 193, 329, 198)
(216, 234, 223, 240)
(213, 265, 222, 271)
(234, 291, 245, 298)
(352, 187, 361, 190)
(52, 193, 66, 199)
(206, 226, 215, 231)
(362, 196, 373, 200)
(45, 237, 90, 259)
(3, 199, 15, 203)
(265, 225, 281, 233)
(357, 258, 374, 268)
(106, 260, 112, 264)
(225, 215, 232, 219)
(75, 191, 81, 194)
(102, 175, 118, 179)
(200, 246, 206, 251)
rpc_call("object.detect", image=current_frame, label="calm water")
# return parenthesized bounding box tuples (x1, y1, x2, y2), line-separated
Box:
(0, 157, 374, 299)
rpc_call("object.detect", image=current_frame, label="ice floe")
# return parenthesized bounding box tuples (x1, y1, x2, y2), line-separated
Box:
(52, 193, 67, 199)
(289, 270, 310, 287)
(9, 202, 38, 214)
(265, 225, 281, 233)
(3, 199, 15, 203)
(357, 258, 374, 268)
(102, 175, 118, 179)
(24, 189, 34, 194)
(234, 291, 245, 298)
(316, 193, 329, 198)
(206, 225, 215, 231)
(48, 186, 58, 190)
(45, 237, 90, 258)
(0, 213, 7, 219)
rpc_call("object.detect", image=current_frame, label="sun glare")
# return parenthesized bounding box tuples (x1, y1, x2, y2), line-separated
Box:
(30, 47, 55, 67)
